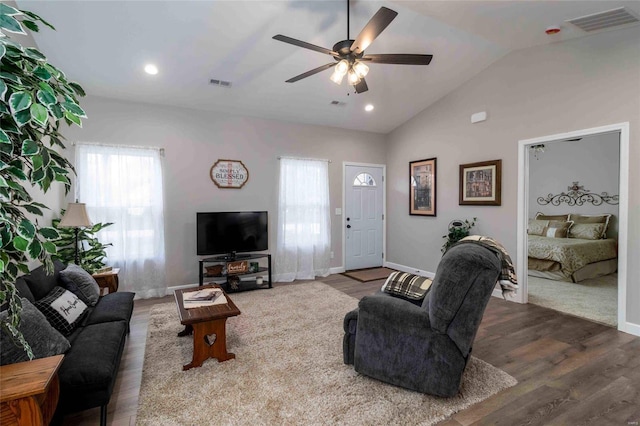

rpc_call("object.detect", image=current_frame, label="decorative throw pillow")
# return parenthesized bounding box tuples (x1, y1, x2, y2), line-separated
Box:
(1, 298, 70, 365)
(569, 214, 611, 239)
(60, 264, 101, 306)
(34, 286, 88, 336)
(568, 223, 606, 240)
(527, 219, 549, 236)
(535, 212, 570, 222)
(382, 272, 433, 301)
(542, 220, 573, 238)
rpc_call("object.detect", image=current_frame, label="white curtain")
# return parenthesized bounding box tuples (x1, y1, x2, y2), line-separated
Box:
(75, 143, 166, 298)
(275, 158, 331, 281)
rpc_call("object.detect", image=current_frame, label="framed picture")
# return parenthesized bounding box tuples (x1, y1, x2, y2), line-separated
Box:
(459, 159, 502, 206)
(210, 159, 249, 189)
(409, 158, 437, 216)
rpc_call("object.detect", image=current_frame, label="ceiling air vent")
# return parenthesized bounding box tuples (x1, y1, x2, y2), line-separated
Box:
(566, 7, 639, 32)
(209, 79, 232, 88)
(330, 100, 346, 106)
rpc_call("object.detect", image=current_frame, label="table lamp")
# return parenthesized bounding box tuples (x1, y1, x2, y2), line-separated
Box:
(58, 202, 93, 264)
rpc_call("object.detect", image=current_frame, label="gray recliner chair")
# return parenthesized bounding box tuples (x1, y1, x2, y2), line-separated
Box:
(343, 244, 501, 397)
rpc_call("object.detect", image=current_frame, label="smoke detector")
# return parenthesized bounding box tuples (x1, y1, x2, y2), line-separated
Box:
(545, 26, 561, 35)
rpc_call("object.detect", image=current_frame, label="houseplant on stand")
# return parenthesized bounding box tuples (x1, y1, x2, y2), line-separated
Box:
(51, 211, 113, 274)
(0, 4, 86, 358)
(441, 218, 477, 254)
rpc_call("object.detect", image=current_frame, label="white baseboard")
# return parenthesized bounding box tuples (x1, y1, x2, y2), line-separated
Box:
(620, 320, 640, 337)
(166, 282, 199, 295)
(330, 266, 345, 274)
(383, 261, 435, 279)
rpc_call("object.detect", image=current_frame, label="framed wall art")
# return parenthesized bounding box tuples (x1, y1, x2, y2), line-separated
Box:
(210, 159, 249, 189)
(409, 158, 437, 216)
(459, 159, 502, 206)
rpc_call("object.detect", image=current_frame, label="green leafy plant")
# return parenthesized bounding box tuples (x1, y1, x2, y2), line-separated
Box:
(1, 4, 86, 358)
(441, 217, 477, 254)
(51, 214, 113, 273)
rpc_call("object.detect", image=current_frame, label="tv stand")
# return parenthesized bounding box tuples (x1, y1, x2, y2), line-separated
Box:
(212, 253, 252, 261)
(199, 253, 272, 293)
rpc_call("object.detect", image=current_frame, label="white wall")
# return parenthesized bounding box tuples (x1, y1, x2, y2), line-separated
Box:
(60, 96, 386, 288)
(528, 133, 620, 238)
(385, 27, 640, 324)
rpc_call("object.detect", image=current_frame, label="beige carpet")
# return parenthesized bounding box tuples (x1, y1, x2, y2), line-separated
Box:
(342, 267, 396, 282)
(137, 282, 517, 425)
(527, 273, 617, 326)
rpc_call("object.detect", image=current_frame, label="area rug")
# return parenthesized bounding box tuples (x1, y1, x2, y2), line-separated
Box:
(527, 273, 617, 326)
(137, 282, 517, 425)
(342, 267, 396, 282)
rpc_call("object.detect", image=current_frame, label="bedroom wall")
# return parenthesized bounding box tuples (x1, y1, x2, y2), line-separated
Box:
(59, 96, 387, 289)
(385, 26, 640, 326)
(528, 133, 620, 239)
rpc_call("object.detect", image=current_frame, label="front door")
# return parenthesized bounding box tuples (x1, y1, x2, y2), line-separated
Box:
(344, 164, 384, 270)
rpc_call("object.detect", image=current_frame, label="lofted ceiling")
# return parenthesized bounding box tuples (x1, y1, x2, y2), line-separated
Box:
(15, 0, 640, 134)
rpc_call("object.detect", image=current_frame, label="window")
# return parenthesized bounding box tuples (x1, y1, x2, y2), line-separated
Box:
(275, 158, 331, 281)
(75, 143, 166, 298)
(353, 173, 376, 186)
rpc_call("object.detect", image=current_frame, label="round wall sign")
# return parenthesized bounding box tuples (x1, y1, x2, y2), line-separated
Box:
(209, 159, 249, 189)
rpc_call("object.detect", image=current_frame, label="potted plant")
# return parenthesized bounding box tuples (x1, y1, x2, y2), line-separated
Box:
(1, 4, 86, 358)
(51, 213, 113, 274)
(441, 217, 477, 254)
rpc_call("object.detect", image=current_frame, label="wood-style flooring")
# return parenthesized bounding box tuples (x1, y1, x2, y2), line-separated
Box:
(62, 274, 640, 425)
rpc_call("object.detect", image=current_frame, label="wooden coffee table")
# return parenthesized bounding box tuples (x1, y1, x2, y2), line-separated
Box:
(174, 284, 241, 371)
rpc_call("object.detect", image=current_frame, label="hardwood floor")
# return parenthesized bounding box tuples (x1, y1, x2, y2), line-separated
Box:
(63, 275, 639, 425)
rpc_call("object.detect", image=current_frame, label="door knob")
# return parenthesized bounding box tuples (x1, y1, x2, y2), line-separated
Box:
(347, 224, 351, 228)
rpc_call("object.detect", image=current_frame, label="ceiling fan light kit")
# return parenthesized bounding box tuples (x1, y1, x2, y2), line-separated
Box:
(273, 1, 433, 94)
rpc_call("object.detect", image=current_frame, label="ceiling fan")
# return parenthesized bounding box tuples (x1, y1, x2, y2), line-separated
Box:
(273, 1, 433, 94)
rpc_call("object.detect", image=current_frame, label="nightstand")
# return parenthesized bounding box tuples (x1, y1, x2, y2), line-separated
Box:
(92, 268, 120, 294)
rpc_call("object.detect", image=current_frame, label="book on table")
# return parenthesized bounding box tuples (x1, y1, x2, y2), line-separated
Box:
(183, 288, 227, 308)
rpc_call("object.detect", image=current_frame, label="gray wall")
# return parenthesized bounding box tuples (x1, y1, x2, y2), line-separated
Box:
(60, 96, 386, 288)
(385, 27, 640, 324)
(528, 133, 620, 238)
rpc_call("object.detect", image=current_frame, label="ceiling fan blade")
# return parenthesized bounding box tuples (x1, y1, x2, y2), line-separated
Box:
(350, 7, 398, 55)
(354, 78, 368, 94)
(273, 34, 338, 57)
(285, 63, 336, 83)
(362, 54, 433, 65)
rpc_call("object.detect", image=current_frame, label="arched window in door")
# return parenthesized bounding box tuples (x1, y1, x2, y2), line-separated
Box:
(353, 173, 376, 186)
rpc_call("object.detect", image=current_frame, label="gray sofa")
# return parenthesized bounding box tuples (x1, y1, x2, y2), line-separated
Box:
(10, 260, 135, 426)
(343, 244, 501, 397)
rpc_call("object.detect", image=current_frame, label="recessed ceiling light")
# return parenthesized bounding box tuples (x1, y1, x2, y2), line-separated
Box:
(365, 104, 374, 112)
(144, 64, 158, 75)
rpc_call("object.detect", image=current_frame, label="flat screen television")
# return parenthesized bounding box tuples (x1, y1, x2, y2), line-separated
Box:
(197, 211, 268, 258)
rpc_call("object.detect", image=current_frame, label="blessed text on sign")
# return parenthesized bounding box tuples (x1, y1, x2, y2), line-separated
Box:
(210, 159, 249, 189)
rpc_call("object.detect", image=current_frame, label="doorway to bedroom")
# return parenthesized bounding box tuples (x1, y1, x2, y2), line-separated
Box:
(517, 123, 630, 334)
(527, 133, 619, 327)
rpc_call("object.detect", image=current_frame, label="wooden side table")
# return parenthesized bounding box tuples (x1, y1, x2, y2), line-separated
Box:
(0, 354, 64, 426)
(92, 268, 120, 295)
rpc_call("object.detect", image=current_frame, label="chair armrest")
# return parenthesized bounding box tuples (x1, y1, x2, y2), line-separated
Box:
(358, 292, 430, 330)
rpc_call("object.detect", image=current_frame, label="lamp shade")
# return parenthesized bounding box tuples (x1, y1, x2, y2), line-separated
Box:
(59, 203, 93, 228)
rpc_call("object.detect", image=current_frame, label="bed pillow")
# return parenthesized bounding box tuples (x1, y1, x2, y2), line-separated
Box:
(1, 298, 71, 365)
(542, 220, 573, 238)
(60, 264, 101, 306)
(568, 223, 606, 240)
(535, 212, 569, 222)
(34, 286, 88, 336)
(569, 214, 611, 238)
(528, 219, 549, 236)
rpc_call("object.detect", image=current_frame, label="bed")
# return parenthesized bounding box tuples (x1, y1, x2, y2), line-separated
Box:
(528, 235, 618, 282)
